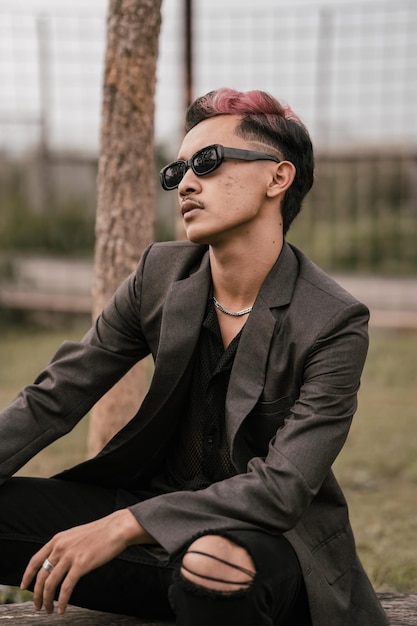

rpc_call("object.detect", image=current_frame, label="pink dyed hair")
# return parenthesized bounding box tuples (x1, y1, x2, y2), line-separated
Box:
(185, 88, 314, 234)
(185, 87, 305, 130)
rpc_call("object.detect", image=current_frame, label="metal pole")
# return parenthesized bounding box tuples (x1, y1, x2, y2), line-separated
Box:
(184, 0, 193, 110)
(36, 15, 52, 212)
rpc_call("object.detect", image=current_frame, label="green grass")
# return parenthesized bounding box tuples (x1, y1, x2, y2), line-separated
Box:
(333, 328, 417, 591)
(0, 323, 416, 592)
(0, 321, 91, 476)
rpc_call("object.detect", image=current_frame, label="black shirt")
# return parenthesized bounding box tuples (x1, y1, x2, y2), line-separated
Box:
(151, 299, 240, 493)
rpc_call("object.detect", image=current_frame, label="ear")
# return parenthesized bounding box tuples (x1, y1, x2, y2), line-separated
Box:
(266, 161, 296, 198)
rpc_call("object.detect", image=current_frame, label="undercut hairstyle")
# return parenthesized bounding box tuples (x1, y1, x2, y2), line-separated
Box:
(185, 88, 314, 234)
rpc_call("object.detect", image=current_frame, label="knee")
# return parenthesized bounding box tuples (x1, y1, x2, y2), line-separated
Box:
(180, 534, 256, 593)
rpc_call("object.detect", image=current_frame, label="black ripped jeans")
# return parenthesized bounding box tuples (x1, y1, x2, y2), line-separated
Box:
(0, 477, 311, 625)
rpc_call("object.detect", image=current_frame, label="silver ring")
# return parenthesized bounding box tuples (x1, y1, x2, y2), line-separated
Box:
(42, 558, 55, 573)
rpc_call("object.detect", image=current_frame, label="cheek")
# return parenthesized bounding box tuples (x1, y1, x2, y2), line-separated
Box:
(223, 173, 255, 199)
(223, 173, 239, 190)
(214, 170, 265, 215)
(217, 175, 242, 207)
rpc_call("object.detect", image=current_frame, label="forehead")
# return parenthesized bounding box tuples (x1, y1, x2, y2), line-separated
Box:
(177, 114, 249, 158)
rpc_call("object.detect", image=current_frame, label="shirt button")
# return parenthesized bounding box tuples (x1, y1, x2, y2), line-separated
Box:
(207, 436, 214, 444)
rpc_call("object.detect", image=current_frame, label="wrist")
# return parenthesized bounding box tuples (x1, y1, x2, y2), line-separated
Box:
(113, 508, 156, 547)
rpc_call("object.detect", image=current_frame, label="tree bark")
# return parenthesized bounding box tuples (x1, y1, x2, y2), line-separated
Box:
(88, 0, 162, 456)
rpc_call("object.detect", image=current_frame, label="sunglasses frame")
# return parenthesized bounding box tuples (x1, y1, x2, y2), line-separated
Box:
(160, 143, 281, 190)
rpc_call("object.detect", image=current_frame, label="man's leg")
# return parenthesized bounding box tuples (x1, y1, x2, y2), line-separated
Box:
(168, 529, 312, 626)
(0, 477, 175, 619)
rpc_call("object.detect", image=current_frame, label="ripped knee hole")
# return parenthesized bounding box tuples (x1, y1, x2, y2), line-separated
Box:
(180, 543, 256, 592)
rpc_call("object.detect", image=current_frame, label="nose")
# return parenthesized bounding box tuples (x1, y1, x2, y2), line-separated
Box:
(178, 165, 202, 196)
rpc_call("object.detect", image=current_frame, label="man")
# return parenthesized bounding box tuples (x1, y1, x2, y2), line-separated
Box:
(0, 88, 388, 625)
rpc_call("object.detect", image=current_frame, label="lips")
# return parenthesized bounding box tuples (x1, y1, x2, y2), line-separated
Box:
(181, 199, 204, 216)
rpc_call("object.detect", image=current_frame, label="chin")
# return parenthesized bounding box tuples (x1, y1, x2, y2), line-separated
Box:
(184, 228, 212, 245)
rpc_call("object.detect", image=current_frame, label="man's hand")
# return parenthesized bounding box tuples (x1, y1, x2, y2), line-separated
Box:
(20, 509, 155, 615)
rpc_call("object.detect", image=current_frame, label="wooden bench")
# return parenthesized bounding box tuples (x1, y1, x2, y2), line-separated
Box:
(1, 593, 416, 624)
(0, 602, 170, 624)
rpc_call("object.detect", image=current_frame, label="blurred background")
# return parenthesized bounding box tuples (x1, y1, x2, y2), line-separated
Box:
(0, 0, 416, 275)
(0, 0, 416, 602)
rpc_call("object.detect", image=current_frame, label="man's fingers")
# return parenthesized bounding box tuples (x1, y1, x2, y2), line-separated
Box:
(33, 559, 61, 612)
(20, 548, 50, 590)
(32, 567, 50, 611)
(40, 568, 60, 613)
(33, 559, 72, 614)
(57, 573, 78, 615)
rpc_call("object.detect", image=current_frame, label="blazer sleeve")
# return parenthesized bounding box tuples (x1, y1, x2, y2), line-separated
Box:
(0, 246, 153, 485)
(130, 300, 369, 555)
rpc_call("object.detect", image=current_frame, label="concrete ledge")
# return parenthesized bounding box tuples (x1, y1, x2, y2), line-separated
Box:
(1, 594, 416, 625)
(0, 289, 92, 314)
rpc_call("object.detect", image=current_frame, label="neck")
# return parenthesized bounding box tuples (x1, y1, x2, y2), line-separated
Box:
(209, 236, 283, 308)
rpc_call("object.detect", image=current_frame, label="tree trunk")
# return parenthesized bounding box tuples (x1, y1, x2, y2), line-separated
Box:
(88, 0, 162, 456)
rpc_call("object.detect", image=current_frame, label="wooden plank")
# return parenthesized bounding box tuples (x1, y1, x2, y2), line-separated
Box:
(1, 594, 416, 624)
(379, 593, 417, 626)
(0, 602, 173, 625)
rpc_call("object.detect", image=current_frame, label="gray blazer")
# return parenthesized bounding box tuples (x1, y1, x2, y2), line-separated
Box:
(0, 241, 387, 625)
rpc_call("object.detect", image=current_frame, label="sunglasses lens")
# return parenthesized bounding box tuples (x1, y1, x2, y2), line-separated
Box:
(162, 162, 186, 190)
(160, 145, 222, 190)
(192, 146, 219, 175)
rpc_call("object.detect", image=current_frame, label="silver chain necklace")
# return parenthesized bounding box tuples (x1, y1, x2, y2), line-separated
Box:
(213, 296, 253, 317)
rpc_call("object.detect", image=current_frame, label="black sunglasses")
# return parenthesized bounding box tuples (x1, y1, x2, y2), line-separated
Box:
(160, 143, 281, 190)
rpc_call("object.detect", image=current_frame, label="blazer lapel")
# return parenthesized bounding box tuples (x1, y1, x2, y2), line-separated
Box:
(150, 251, 211, 395)
(226, 242, 299, 448)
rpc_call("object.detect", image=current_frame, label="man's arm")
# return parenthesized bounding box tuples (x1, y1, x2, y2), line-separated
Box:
(0, 251, 152, 484)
